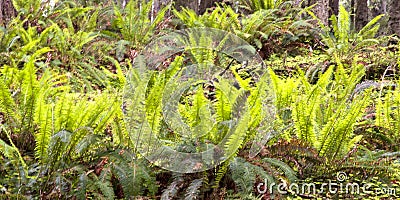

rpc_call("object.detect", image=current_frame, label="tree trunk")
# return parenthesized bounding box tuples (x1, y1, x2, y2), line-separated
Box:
(310, 0, 330, 25)
(199, 0, 221, 14)
(355, 0, 368, 31)
(369, 0, 388, 20)
(388, 0, 400, 35)
(174, 0, 221, 14)
(350, 0, 355, 30)
(382, 0, 388, 14)
(0, 0, 16, 26)
(329, 0, 339, 16)
(151, 0, 171, 20)
(174, 0, 199, 13)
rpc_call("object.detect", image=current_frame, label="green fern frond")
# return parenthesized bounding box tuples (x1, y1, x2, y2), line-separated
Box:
(214, 78, 239, 122)
(34, 98, 52, 161)
(262, 158, 297, 183)
(230, 157, 275, 194)
(94, 168, 115, 199)
(113, 0, 170, 48)
(173, 4, 240, 31)
(146, 73, 166, 132)
(374, 82, 400, 145)
(337, 5, 350, 47)
(214, 88, 232, 122)
(224, 109, 250, 158)
(0, 78, 17, 120)
(238, 0, 283, 12)
(268, 68, 299, 115)
(46, 130, 72, 173)
(184, 178, 203, 200)
(111, 107, 130, 147)
(161, 175, 184, 199)
(292, 91, 319, 145)
(293, 66, 335, 145)
(213, 158, 231, 189)
(108, 150, 158, 197)
(53, 93, 74, 132)
(334, 58, 365, 99)
(0, 126, 28, 176)
(317, 92, 370, 160)
(357, 14, 384, 39)
(188, 87, 214, 137)
(246, 73, 272, 130)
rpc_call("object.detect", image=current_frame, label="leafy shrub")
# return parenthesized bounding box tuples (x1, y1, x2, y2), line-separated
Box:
(173, 3, 241, 31)
(0, 0, 399, 199)
(293, 59, 368, 161)
(309, 5, 387, 63)
(237, 0, 286, 13)
(173, 2, 318, 59)
(112, 0, 171, 49)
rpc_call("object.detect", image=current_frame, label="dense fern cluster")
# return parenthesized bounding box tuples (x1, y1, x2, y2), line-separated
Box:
(173, 1, 319, 59)
(0, 0, 399, 199)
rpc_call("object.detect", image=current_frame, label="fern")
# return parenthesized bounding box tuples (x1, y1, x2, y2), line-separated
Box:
(33, 96, 52, 162)
(308, 5, 384, 62)
(0, 126, 29, 177)
(238, 0, 284, 12)
(185, 86, 214, 137)
(108, 150, 158, 197)
(213, 78, 239, 122)
(113, 0, 170, 48)
(173, 4, 241, 31)
(246, 73, 271, 132)
(0, 53, 121, 197)
(11, 0, 41, 16)
(0, 78, 17, 121)
(262, 158, 297, 183)
(292, 66, 333, 145)
(230, 157, 275, 195)
(184, 178, 203, 200)
(224, 107, 250, 158)
(374, 80, 400, 147)
(291, 58, 369, 162)
(268, 68, 299, 119)
(336, 6, 350, 48)
(161, 175, 184, 199)
(111, 106, 130, 147)
(213, 158, 231, 189)
(95, 169, 116, 199)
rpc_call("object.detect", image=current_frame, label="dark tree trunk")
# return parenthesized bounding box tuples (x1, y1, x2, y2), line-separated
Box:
(0, 0, 16, 26)
(199, 0, 221, 14)
(329, 0, 339, 16)
(369, 0, 388, 20)
(151, 0, 171, 20)
(174, 0, 199, 13)
(382, 0, 388, 14)
(174, 0, 221, 14)
(388, 0, 400, 35)
(350, 0, 355, 30)
(355, 0, 369, 31)
(309, 0, 330, 25)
